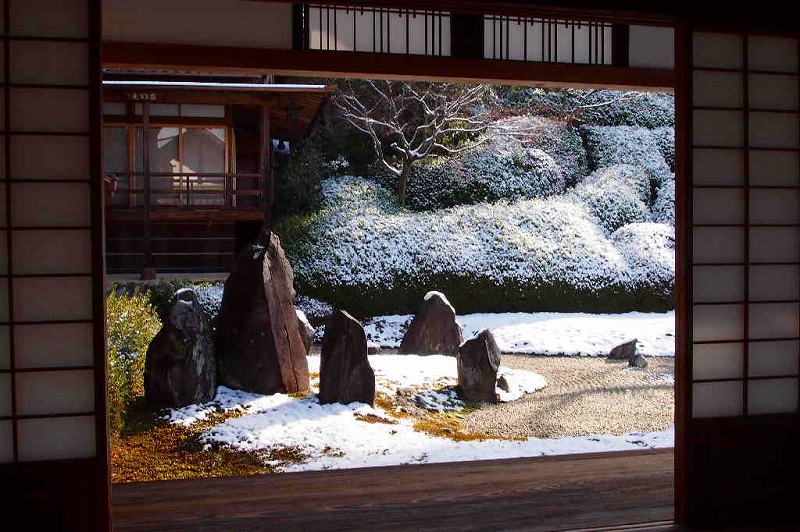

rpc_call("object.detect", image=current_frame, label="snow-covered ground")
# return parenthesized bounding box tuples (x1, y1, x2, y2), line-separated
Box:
(166, 350, 674, 474)
(364, 310, 675, 356)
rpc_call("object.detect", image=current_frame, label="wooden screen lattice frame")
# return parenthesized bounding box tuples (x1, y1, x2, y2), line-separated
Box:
(687, 31, 800, 418)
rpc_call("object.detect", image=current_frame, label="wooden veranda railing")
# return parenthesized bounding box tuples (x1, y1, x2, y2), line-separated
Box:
(105, 171, 264, 210)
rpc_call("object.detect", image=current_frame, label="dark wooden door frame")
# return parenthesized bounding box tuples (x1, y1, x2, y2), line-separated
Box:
(102, 7, 687, 532)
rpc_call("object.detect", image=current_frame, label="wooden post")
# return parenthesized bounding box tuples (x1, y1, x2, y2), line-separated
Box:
(260, 104, 273, 235)
(142, 101, 153, 277)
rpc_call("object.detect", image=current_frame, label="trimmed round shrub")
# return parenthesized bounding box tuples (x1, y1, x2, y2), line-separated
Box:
(651, 175, 675, 226)
(106, 290, 161, 440)
(611, 222, 675, 299)
(568, 165, 652, 234)
(652, 126, 675, 172)
(577, 90, 675, 129)
(388, 141, 565, 211)
(490, 115, 588, 187)
(580, 125, 672, 189)
(499, 88, 674, 129)
(279, 176, 674, 317)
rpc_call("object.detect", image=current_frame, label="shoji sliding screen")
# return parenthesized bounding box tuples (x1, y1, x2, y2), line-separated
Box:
(686, 28, 800, 525)
(1, 0, 108, 529)
(691, 31, 799, 418)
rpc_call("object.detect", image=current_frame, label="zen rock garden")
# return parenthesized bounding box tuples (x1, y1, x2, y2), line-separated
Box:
(143, 234, 523, 411)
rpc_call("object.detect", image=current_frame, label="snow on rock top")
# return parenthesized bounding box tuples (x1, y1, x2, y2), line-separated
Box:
(423, 291, 455, 312)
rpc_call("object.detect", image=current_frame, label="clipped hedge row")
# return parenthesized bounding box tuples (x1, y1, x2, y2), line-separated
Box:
(567, 165, 652, 235)
(279, 176, 675, 317)
(378, 140, 565, 211)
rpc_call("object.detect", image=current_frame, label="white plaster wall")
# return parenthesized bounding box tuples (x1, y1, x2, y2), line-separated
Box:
(629, 25, 674, 69)
(102, 0, 293, 48)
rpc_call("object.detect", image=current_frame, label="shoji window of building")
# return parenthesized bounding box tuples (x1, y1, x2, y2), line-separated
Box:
(1, 0, 103, 463)
(691, 32, 800, 418)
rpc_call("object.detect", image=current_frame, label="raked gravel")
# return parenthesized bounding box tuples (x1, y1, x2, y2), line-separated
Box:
(463, 354, 674, 439)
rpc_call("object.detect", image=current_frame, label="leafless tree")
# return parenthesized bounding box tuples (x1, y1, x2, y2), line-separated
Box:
(334, 80, 492, 206)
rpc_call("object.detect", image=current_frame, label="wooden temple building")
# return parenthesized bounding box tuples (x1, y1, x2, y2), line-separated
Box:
(102, 77, 334, 274)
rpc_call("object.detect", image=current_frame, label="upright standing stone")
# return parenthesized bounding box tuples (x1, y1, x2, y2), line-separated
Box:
(399, 291, 463, 356)
(319, 310, 376, 406)
(144, 289, 216, 408)
(214, 233, 310, 395)
(457, 329, 501, 403)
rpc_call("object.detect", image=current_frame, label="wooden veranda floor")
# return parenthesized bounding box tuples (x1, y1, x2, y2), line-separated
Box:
(112, 448, 674, 531)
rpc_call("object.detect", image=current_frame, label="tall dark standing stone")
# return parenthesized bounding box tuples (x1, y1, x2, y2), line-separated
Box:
(319, 310, 376, 406)
(457, 329, 501, 403)
(214, 233, 310, 395)
(144, 289, 216, 408)
(398, 291, 463, 356)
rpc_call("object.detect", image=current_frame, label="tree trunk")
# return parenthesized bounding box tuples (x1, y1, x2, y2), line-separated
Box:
(398, 163, 412, 206)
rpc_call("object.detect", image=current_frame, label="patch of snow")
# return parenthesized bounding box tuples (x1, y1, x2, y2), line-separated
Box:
(197, 386, 674, 472)
(364, 311, 675, 357)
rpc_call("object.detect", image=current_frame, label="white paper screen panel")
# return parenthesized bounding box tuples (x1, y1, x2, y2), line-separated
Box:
(14, 323, 94, 369)
(749, 341, 800, 377)
(748, 379, 799, 415)
(749, 303, 800, 340)
(693, 343, 744, 380)
(0, 327, 9, 370)
(692, 71, 743, 108)
(692, 188, 745, 224)
(693, 265, 744, 303)
(692, 110, 744, 147)
(10, 183, 91, 227)
(0, 279, 8, 322)
(17, 416, 96, 461)
(0, 374, 11, 417)
(10, 135, 90, 180)
(9, 0, 89, 38)
(9, 89, 89, 133)
(11, 230, 92, 275)
(15, 370, 94, 416)
(749, 190, 800, 225)
(693, 33, 743, 69)
(748, 35, 799, 73)
(692, 227, 744, 264)
(749, 150, 800, 186)
(749, 265, 800, 301)
(693, 381, 743, 418)
(0, 421, 12, 463)
(12, 277, 93, 322)
(749, 74, 799, 110)
(693, 149, 745, 186)
(749, 227, 800, 263)
(749, 112, 800, 149)
(8, 41, 88, 85)
(0, 231, 6, 275)
(692, 304, 745, 342)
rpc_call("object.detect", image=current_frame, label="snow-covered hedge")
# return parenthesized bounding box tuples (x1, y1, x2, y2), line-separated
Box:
(384, 140, 565, 211)
(278, 176, 675, 316)
(490, 116, 588, 187)
(651, 175, 675, 227)
(577, 90, 675, 129)
(611, 223, 675, 297)
(500, 88, 675, 129)
(568, 165, 652, 234)
(652, 127, 675, 172)
(580, 125, 672, 188)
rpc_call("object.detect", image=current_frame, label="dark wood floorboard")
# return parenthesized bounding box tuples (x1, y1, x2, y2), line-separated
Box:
(112, 449, 673, 531)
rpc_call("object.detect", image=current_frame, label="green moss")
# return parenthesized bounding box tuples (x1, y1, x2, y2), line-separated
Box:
(111, 401, 270, 483)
